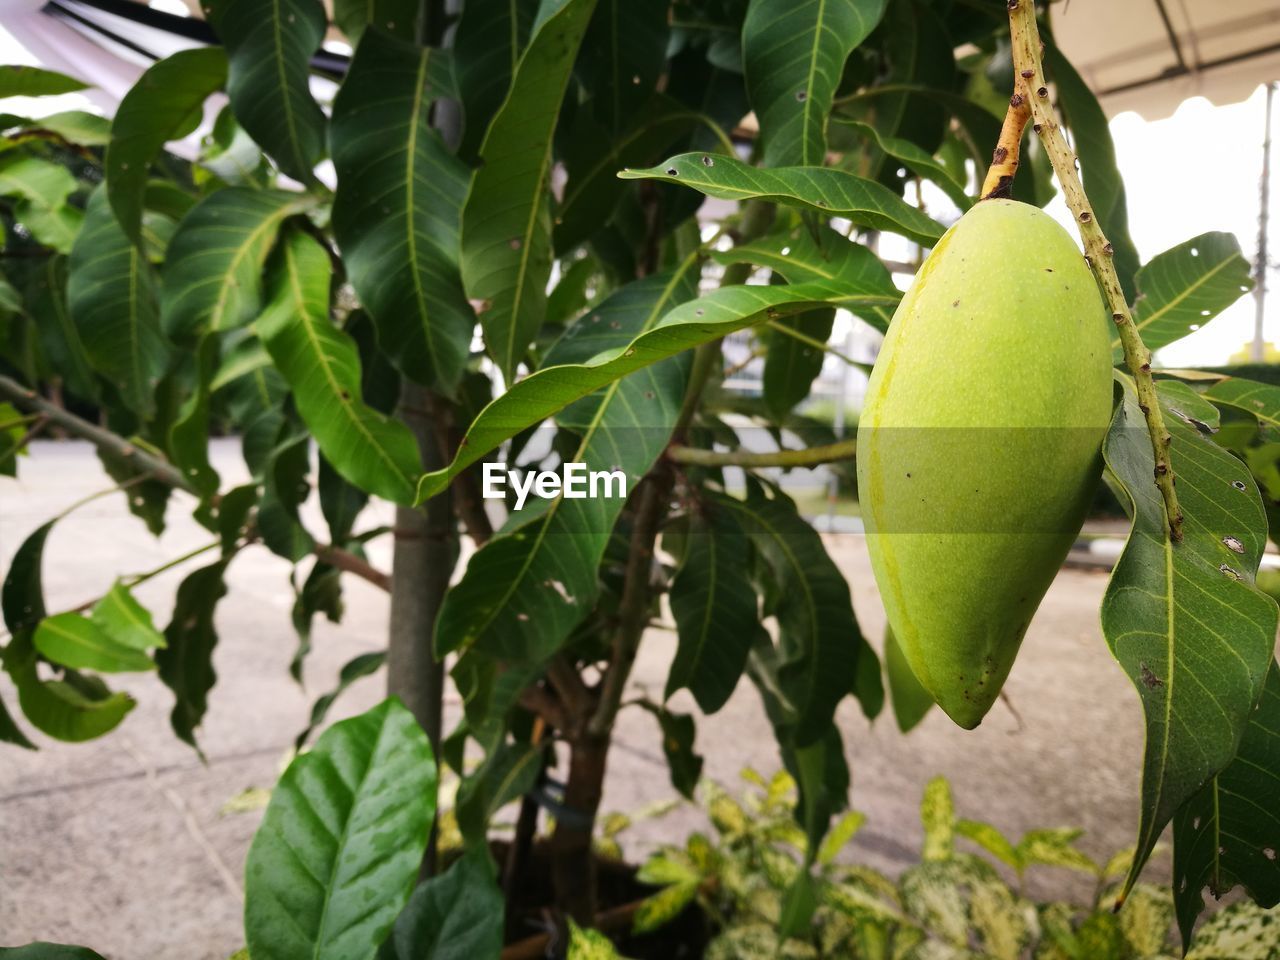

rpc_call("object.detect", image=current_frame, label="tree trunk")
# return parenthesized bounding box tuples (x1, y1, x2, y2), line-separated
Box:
(549, 732, 611, 924)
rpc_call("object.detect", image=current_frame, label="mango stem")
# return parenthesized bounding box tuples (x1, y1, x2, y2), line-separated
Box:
(1006, 0, 1183, 542)
(980, 93, 1031, 199)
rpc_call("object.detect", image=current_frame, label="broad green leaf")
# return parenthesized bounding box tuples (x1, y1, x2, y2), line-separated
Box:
(417, 276, 899, 502)
(955, 820, 1019, 872)
(435, 266, 698, 661)
(27, 255, 97, 402)
(576, 0, 669, 137)
(1, 110, 111, 148)
(921, 776, 954, 862)
(205, 0, 327, 183)
(0, 65, 88, 97)
(1016, 828, 1097, 875)
(836, 118, 973, 211)
(0, 153, 80, 252)
(377, 849, 504, 960)
(256, 418, 316, 562)
(244, 698, 437, 960)
(461, 0, 598, 382)
(455, 739, 544, 844)
(105, 47, 228, 245)
(1102, 377, 1278, 897)
(331, 29, 474, 394)
(763, 303, 832, 420)
(297, 651, 386, 749)
(666, 505, 759, 714)
(1172, 659, 1280, 946)
(715, 486, 881, 742)
(2, 517, 51, 635)
(619, 153, 945, 246)
(555, 96, 703, 253)
(639, 702, 704, 799)
(885, 626, 934, 734)
(333, 0, 419, 44)
(743, 0, 886, 167)
(712, 223, 900, 332)
(1044, 40, 1140, 300)
(257, 230, 423, 505)
(1, 633, 135, 742)
(567, 921, 631, 960)
(34, 612, 154, 673)
(817, 809, 866, 865)
(632, 878, 700, 935)
(67, 188, 168, 419)
(1203, 376, 1280, 427)
(91, 580, 165, 652)
(161, 188, 306, 340)
(1123, 232, 1254, 355)
(155, 561, 229, 751)
(452, 0, 536, 161)
(318, 453, 368, 544)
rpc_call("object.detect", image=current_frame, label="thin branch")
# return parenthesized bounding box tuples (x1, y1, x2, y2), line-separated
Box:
(667, 437, 857, 469)
(1005, 0, 1183, 541)
(765, 319, 870, 371)
(980, 92, 1032, 199)
(314, 543, 392, 592)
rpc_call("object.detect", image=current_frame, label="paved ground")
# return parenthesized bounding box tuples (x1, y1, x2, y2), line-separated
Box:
(2, 440, 1157, 957)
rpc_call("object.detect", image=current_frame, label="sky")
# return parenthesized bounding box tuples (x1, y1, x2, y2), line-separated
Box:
(0, 13, 1275, 370)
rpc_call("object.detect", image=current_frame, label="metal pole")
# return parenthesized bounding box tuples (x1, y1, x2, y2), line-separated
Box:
(1253, 81, 1274, 362)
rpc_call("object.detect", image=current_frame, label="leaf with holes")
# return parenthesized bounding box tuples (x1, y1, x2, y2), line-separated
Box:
(417, 271, 899, 503)
(67, 187, 168, 419)
(460, 0, 597, 382)
(161, 187, 307, 340)
(331, 28, 474, 394)
(1172, 658, 1280, 948)
(743, 0, 886, 167)
(257, 230, 423, 505)
(106, 47, 228, 245)
(619, 153, 944, 247)
(1101, 377, 1277, 899)
(1122, 232, 1253, 356)
(244, 697, 436, 960)
(205, 0, 327, 182)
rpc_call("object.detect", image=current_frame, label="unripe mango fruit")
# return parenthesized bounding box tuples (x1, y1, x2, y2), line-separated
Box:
(857, 198, 1112, 729)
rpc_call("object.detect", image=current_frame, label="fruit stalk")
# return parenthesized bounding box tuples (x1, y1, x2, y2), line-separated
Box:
(980, 92, 1031, 199)
(1005, 0, 1184, 541)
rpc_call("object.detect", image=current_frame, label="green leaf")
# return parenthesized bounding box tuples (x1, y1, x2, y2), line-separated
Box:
(435, 266, 699, 660)
(1186, 900, 1280, 959)
(920, 776, 954, 862)
(461, 0, 598, 382)
(666, 505, 759, 714)
(92, 580, 165, 652)
(836, 118, 973, 211)
(715, 486, 881, 742)
(155, 561, 229, 751)
(1016, 828, 1097, 875)
(1123, 232, 1254, 355)
(244, 698, 437, 960)
(0, 65, 89, 97)
(817, 809, 866, 866)
(169, 335, 221, 499)
(333, 0, 419, 44)
(67, 187, 168, 419)
(455, 739, 544, 844)
(297, 651, 386, 749)
(619, 153, 945, 246)
(2, 519, 52, 635)
(567, 920, 631, 960)
(743, 0, 886, 167)
(257, 230, 423, 505)
(377, 849, 504, 960)
(1, 633, 135, 742)
(639, 702, 704, 799)
(27, 255, 98, 401)
(0, 153, 81, 252)
(256, 418, 316, 562)
(452, 0, 536, 161)
(161, 188, 307, 340)
(1203, 376, 1280, 428)
(0, 688, 37, 749)
(331, 28, 474, 394)
(34, 612, 154, 673)
(576, 0, 669, 137)
(105, 47, 228, 245)
(0, 947, 108, 960)
(1043, 39, 1140, 300)
(955, 819, 1019, 872)
(1101, 377, 1278, 897)
(418, 274, 898, 503)
(778, 870, 818, 939)
(205, 0, 327, 182)
(763, 304, 832, 420)
(632, 878, 699, 935)
(1172, 659, 1280, 946)
(884, 625, 934, 734)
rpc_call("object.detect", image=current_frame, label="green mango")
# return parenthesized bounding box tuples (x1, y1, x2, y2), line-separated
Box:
(857, 198, 1113, 728)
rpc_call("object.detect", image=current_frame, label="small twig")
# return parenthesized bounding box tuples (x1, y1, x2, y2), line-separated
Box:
(667, 437, 856, 469)
(1006, 0, 1183, 541)
(722, 345, 765, 379)
(314, 543, 393, 592)
(980, 93, 1031, 199)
